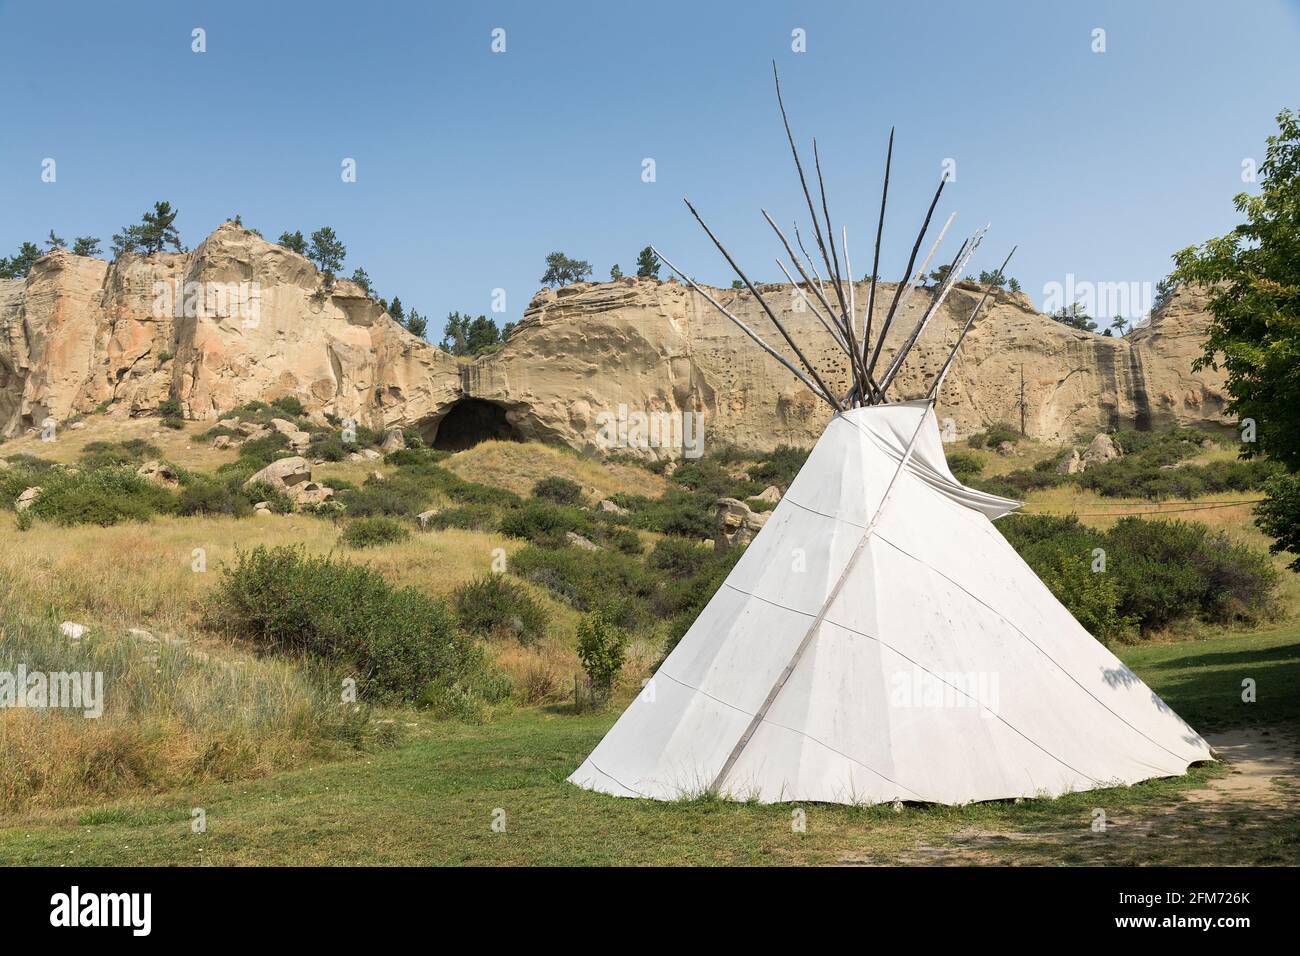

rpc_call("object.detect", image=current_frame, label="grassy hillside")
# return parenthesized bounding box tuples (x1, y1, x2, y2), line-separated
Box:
(1, 413, 1296, 864)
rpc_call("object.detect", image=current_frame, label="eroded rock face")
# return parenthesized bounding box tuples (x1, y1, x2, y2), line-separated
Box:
(0, 223, 1233, 454)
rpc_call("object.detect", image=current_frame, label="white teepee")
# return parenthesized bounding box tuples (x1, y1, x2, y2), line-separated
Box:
(571, 69, 1211, 805)
(569, 401, 1212, 804)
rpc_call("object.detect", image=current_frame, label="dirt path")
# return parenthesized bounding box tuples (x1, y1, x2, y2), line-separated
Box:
(883, 727, 1300, 866)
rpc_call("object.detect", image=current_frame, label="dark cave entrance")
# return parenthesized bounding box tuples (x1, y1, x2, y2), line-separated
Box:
(431, 399, 522, 451)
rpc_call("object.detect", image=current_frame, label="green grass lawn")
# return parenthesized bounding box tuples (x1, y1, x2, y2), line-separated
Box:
(1, 627, 1296, 866)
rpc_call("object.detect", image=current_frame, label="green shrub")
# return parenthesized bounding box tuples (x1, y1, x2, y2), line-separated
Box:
(671, 457, 761, 498)
(576, 611, 627, 694)
(748, 444, 810, 489)
(21, 466, 174, 527)
(532, 475, 584, 505)
(244, 480, 294, 514)
(307, 434, 350, 462)
(945, 450, 983, 482)
(611, 490, 716, 539)
(453, 575, 549, 646)
(499, 500, 594, 544)
(424, 505, 498, 531)
(155, 398, 182, 418)
(336, 475, 430, 517)
(207, 545, 501, 705)
(238, 432, 291, 464)
(998, 514, 1278, 638)
(385, 447, 449, 468)
(270, 395, 307, 417)
(968, 423, 1020, 449)
(340, 516, 411, 548)
(175, 475, 254, 517)
(509, 544, 656, 628)
(648, 537, 712, 578)
(79, 438, 161, 468)
(161, 416, 186, 430)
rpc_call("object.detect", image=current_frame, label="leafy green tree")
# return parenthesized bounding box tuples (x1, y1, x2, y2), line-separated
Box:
(635, 246, 660, 279)
(609, 263, 623, 280)
(388, 296, 405, 323)
(278, 230, 308, 255)
(308, 227, 346, 277)
(540, 251, 592, 287)
(576, 610, 627, 696)
(1173, 106, 1300, 570)
(71, 236, 101, 257)
(731, 280, 743, 290)
(1007, 277, 1021, 293)
(138, 201, 181, 254)
(45, 230, 66, 251)
(1109, 316, 1127, 336)
(350, 267, 372, 295)
(0, 241, 43, 278)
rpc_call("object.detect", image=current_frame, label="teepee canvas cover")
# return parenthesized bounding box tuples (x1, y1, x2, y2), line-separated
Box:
(569, 402, 1212, 804)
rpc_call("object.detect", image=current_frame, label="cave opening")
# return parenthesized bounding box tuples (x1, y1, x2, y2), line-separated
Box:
(430, 398, 522, 451)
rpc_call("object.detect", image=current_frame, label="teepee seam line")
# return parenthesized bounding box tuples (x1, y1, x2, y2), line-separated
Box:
(654, 668, 752, 716)
(710, 406, 933, 794)
(584, 758, 649, 799)
(872, 532, 1195, 764)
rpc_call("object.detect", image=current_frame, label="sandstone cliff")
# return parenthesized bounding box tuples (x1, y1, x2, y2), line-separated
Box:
(0, 223, 1230, 455)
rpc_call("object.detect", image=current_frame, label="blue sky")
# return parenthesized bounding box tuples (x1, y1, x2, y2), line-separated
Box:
(2, 0, 1297, 336)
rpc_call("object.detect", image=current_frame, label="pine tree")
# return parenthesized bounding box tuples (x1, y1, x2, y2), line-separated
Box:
(350, 267, 373, 295)
(635, 246, 660, 279)
(71, 236, 101, 257)
(139, 201, 181, 254)
(610, 264, 623, 280)
(308, 227, 346, 277)
(278, 230, 309, 255)
(45, 230, 66, 251)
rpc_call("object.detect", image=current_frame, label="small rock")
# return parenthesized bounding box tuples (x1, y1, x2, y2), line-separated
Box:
(253, 501, 270, 511)
(245, 456, 312, 492)
(565, 531, 601, 551)
(269, 418, 299, 437)
(1056, 448, 1084, 475)
(293, 483, 335, 507)
(754, 485, 782, 504)
(60, 621, 87, 640)
(595, 498, 628, 516)
(347, 452, 364, 463)
(137, 460, 179, 487)
(417, 509, 439, 530)
(714, 497, 769, 551)
(69, 420, 86, 430)
(127, 627, 158, 643)
(361, 449, 381, 461)
(15, 486, 42, 512)
(370, 471, 386, 483)
(995, 441, 1018, 457)
(1081, 432, 1123, 469)
(212, 435, 232, 450)
(254, 507, 276, 518)
(380, 428, 407, 453)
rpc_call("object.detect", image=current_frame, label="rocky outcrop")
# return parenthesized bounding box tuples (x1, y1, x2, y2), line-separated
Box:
(0, 223, 1233, 455)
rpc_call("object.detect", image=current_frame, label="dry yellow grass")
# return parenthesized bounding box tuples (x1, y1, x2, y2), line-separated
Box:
(0, 511, 591, 696)
(2, 412, 233, 471)
(445, 440, 668, 500)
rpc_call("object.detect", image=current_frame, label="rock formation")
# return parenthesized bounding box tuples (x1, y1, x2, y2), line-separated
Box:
(0, 223, 1232, 456)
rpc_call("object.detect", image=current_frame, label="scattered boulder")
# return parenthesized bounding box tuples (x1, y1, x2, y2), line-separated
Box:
(127, 627, 158, 643)
(137, 459, 179, 487)
(995, 441, 1019, 457)
(595, 498, 629, 516)
(347, 452, 365, 463)
(254, 506, 275, 518)
(253, 501, 270, 511)
(60, 621, 87, 640)
(235, 421, 265, 437)
(714, 497, 770, 551)
(245, 456, 312, 493)
(68, 420, 86, 430)
(1200, 438, 1215, 449)
(212, 435, 233, 450)
(15, 486, 42, 512)
(361, 449, 382, 461)
(269, 418, 299, 436)
(293, 482, 334, 507)
(754, 485, 782, 504)
(370, 471, 386, 483)
(381, 428, 407, 453)
(1056, 448, 1084, 475)
(287, 430, 312, 450)
(566, 531, 601, 551)
(417, 509, 439, 530)
(1081, 433, 1123, 469)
